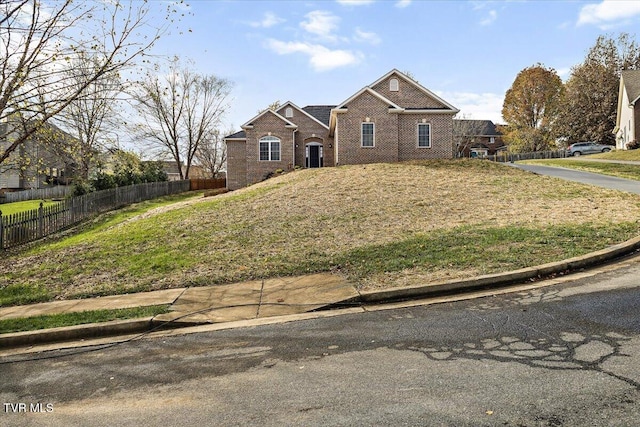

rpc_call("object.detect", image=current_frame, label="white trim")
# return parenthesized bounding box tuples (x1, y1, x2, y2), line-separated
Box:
(335, 87, 403, 110)
(401, 109, 457, 114)
(417, 123, 431, 148)
(369, 69, 460, 113)
(241, 109, 297, 130)
(278, 101, 330, 130)
(258, 135, 281, 161)
(361, 122, 375, 148)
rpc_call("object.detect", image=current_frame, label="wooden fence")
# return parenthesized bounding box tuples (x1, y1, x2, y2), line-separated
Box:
(189, 178, 226, 191)
(0, 180, 190, 250)
(487, 150, 568, 162)
(1, 185, 73, 203)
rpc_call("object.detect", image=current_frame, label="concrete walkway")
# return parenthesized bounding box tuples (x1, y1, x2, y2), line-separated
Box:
(0, 273, 358, 325)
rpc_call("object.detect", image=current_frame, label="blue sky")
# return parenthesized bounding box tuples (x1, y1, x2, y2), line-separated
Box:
(152, 0, 640, 130)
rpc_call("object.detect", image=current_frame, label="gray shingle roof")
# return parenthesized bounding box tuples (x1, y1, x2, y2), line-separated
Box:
(302, 105, 335, 126)
(622, 70, 640, 104)
(225, 130, 246, 139)
(453, 119, 501, 136)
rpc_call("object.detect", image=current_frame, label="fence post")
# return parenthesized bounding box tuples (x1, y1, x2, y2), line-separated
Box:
(38, 202, 44, 238)
(0, 210, 3, 250)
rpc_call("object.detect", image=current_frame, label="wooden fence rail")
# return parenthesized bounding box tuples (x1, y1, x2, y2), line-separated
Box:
(487, 150, 568, 162)
(189, 178, 226, 191)
(0, 180, 190, 250)
(1, 186, 73, 203)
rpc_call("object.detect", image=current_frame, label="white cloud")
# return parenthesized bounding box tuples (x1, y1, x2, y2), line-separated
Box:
(396, 0, 411, 8)
(265, 39, 362, 72)
(250, 12, 285, 28)
(336, 0, 375, 5)
(480, 10, 497, 26)
(353, 27, 381, 45)
(556, 67, 572, 80)
(301, 10, 340, 41)
(440, 91, 505, 123)
(578, 0, 640, 28)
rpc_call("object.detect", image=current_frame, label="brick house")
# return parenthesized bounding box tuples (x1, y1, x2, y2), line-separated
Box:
(614, 70, 640, 150)
(224, 69, 459, 190)
(453, 119, 506, 158)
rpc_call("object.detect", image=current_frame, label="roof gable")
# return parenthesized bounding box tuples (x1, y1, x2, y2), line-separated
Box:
(369, 69, 459, 112)
(277, 101, 331, 129)
(622, 70, 640, 105)
(453, 120, 501, 136)
(241, 109, 297, 129)
(335, 87, 403, 110)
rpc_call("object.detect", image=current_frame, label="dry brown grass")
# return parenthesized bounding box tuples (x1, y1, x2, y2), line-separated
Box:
(2, 160, 640, 300)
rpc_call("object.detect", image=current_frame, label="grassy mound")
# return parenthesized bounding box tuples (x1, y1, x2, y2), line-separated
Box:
(2, 160, 639, 305)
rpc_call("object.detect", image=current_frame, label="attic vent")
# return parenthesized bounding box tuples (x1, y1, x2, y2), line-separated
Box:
(285, 107, 293, 118)
(390, 78, 399, 92)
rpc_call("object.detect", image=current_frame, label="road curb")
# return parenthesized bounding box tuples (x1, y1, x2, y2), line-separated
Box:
(358, 235, 640, 304)
(0, 317, 154, 349)
(2, 235, 640, 349)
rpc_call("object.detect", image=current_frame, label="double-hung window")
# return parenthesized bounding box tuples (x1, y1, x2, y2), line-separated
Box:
(417, 123, 431, 148)
(259, 136, 281, 161)
(362, 123, 374, 147)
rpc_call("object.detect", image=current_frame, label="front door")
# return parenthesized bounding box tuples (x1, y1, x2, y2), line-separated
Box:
(306, 144, 323, 168)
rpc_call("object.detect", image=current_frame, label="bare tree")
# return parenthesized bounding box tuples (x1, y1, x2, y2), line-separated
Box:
(194, 128, 230, 178)
(53, 54, 123, 180)
(0, 0, 180, 167)
(132, 60, 232, 180)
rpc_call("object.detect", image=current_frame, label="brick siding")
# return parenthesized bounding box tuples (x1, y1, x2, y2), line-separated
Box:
(226, 140, 247, 190)
(372, 75, 447, 109)
(276, 105, 334, 167)
(398, 114, 455, 160)
(244, 112, 295, 186)
(337, 91, 399, 165)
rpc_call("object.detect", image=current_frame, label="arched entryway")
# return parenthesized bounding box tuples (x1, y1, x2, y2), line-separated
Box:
(305, 140, 324, 168)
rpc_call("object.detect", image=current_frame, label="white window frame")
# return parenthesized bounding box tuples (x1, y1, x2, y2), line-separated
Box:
(285, 107, 293, 118)
(389, 78, 399, 92)
(417, 123, 431, 148)
(259, 136, 281, 161)
(361, 122, 375, 147)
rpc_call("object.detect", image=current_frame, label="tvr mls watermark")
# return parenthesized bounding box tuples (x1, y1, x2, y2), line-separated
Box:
(4, 402, 54, 413)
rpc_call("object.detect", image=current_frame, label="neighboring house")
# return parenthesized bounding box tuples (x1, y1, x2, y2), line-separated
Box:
(0, 119, 75, 191)
(157, 160, 184, 181)
(453, 119, 506, 157)
(614, 70, 640, 150)
(224, 69, 459, 190)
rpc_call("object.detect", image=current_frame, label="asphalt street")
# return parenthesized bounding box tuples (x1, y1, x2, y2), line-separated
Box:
(2, 256, 640, 426)
(508, 162, 640, 194)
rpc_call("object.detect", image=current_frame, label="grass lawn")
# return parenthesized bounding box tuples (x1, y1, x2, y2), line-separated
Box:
(522, 159, 640, 181)
(590, 149, 640, 161)
(0, 199, 61, 216)
(1, 160, 640, 306)
(0, 305, 170, 334)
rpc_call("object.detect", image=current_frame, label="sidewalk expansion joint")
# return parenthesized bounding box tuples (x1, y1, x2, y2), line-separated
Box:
(256, 279, 266, 318)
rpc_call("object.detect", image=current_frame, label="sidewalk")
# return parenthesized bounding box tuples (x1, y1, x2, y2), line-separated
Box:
(2, 236, 640, 349)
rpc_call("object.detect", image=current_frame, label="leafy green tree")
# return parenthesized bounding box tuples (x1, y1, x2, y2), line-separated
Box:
(502, 64, 564, 152)
(558, 34, 640, 145)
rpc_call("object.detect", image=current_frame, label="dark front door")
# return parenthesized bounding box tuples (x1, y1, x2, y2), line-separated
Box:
(308, 145, 321, 168)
